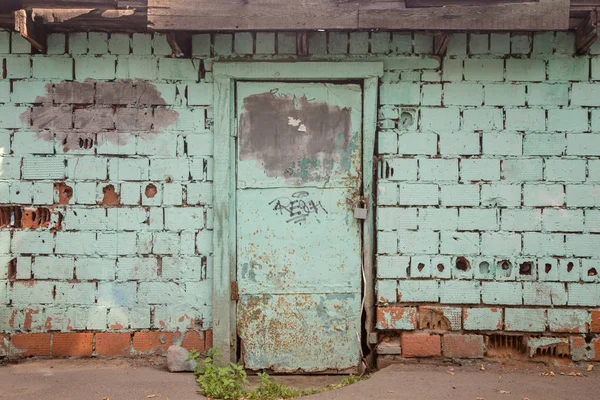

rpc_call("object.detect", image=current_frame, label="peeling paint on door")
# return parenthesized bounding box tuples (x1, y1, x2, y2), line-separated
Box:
(236, 82, 363, 372)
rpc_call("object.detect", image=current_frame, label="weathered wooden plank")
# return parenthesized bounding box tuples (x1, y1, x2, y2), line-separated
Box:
(14, 9, 46, 51)
(433, 33, 450, 56)
(360, 0, 568, 30)
(29, 7, 147, 31)
(406, 0, 535, 7)
(576, 8, 598, 54)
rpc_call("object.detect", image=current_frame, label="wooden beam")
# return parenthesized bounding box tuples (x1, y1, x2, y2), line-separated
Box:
(576, 8, 599, 54)
(406, 0, 537, 7)
(14, 9, 46, 52)
(433, 33, 450, 56)
(166, 32, 191, 57)
(148, 0, 569, 31)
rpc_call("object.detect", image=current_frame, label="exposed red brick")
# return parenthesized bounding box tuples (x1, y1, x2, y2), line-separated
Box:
(132, 332, 173, 354)
(376, 307, 417, 330)
(401, 333, 441, 358)
(181, 331, 205, 352)
(10, 333, 51, 357)
(95, 333, 131, 356)
(591, 310, 600, 333)
(101, 185, 120, 206)
(53, 333, 93, 357)
(23, 308, 41, 331)
(55, 183, 73, 205)
(205, 330, 213, 349)
(443, 334, 484, 359)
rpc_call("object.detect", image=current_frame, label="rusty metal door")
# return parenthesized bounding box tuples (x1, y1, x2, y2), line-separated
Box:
(236, 82, 363, 372)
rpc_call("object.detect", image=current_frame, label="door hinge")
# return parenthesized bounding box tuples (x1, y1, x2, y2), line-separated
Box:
(231, 281, 239, 301)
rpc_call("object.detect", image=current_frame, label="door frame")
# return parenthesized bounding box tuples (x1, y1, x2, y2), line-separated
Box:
(212, 62, 383, 364)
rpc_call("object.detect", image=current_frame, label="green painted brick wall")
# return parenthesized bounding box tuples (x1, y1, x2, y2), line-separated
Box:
(1, 30, 600, 350)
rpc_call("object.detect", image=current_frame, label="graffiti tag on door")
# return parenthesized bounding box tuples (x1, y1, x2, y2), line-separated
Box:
(269, 191, 328, 224)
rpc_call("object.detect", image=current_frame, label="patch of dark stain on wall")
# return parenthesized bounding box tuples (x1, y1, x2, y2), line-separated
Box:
(238, 92, 352, 180)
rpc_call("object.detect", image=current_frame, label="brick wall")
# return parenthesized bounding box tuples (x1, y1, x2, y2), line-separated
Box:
(1, 29, 599, 362)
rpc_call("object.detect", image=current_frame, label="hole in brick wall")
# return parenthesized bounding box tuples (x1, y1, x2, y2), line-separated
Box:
(0, 206, 22, 228)
(21, 207, 53, 230)
(485, 334, 526, 358)
(455, 257, 470, 272)
(437, 263, 444, 273)
(400, 111, 414, 129)
(145, 183, 158, 198)
(588, 268, 597, 277)
(55, 183, 73, 205)
(534, 342, 570, 358)
(377, 161, 394, 179)
(545, 263, 552, 274)
(101, 185, 120, 206)
(479, 261, 490, 275)
(78, 137, 94, 149)
(519, 262, 532, 276)
(497, 260, 513, 278)
(567, 262, 574, 273)
(406, 266, 410, 277)
(417, 263, 425, 272)
(7, 259, 16, 281)
(419, 308, 451, 330)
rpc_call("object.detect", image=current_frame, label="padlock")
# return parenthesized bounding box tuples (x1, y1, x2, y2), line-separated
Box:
(354, 200, 367, 220)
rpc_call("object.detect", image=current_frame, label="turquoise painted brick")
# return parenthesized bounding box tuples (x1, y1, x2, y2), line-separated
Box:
(480, 232, 521, 256)
(567, 283, 599, 306)
(55, 232, 96, 255)
(547, 58, 588, 81)
(0, 156, 21, 179)
(12, 231, 54, 254)
(505, 308, 546, 332)
(589, 160, 600, 181)
(458, 209, 498, 231)
(55, 282, 96, 305)
(567, 134, 600, 156)
(547, 109, 588, 132)
(152, 33, 171, 56)
(505, 109, 545, 131)
(117, 257, 158, 281)
(421, 84, 442, 106)
(442, 59, 463, 81)
(377, 231, 397, 254)
(377, 208, 417, 231)
(592, 57, 600, 80)
(523, 184, 564, 206)
(420, 107, 460, 131)
(109, 158, 148, 181)
(187, 83, 213, 106)
(67, 157, 107, 180)
(566, 185, 600, 206)
(148, 209, 163, 230)
(419, 159, 458, 181)
(370, 32, 391, 54)
(431, 256, 452, 279)
(463, 307, 502, 330)
(234, 32, 253, 55)
(463, 59, 503, 82)
(483, 132, 522, 156)
(506, 59, 545, 81)
(15, 257, 31, 280)
(149, 159, 189, 181)
(277, 32, 296, 55)
(410, 255, 431, 278)
(418, 208, 458, 231)
(537, 258, 559, 281)
(76, 258, 115, 280)
(469, 34, 489, 54)
(12, 81, 49, 103)
(439, 132, 480, 155)
(398, 230, 438, 254)
(439, 280, 480, 304)
(566, 235, 600, 257)
(63, 208, 108, 230)
(0, 82, 9, 103)
(130, 307, 151, 329)
(548, 309, 589, 333)
(13, 131, 53, 154)
(398, 133, 437, 155)
(108, 208, 148, 231)
(5, 55, 31, 78)
(440, 184, 479, 206)
(443, 83, 483, 106)
(191, 34, 211, 57)
(447, 33, 467, 56)
(592, 39, 600, 55)
(502, 159, 543, 182)
(98, 282, 136, 306)
(162, 183, 183, 206)
(413, 33, 433, 54)
(490, 33, 510, 55)
(117, 56, 158, 80)
(524, 133, 564, 156)
(440, 231, 479, 255)
(23, 157, 66, 179)
(399, 183, 438, 205)
(522, 232, 565, 256)
(0, 105, 28, 128)
(69, 32, 88, 54)
(151, 232, 178, 255)
(11, 32, 31, 53)
(379, 83, 420, 105)
(593, 110, 600, 132)
(96, 232, 137, 256)
(501, 209, 541, 231)
(187, 182, 212, 205)
(482, 282, 522, 305)
(473, 257, 495, 280)
(255, 33, 275, 54)
(379, 106, 399, 119)
(74, 182, 98, 205)
(350, 32, 369, 54)
(10, 181, 33, 203)
(398, 280, 439, 302)
(132, 33, 152, 55)
(88, 32, 109, 54)
(392, 33, 412, 53)
(186, 134, 213, 157)
(532, 32, 554, 54)
(463, 109, 502, 131)
(0, 31, 8, 53)
(33, 256, 74, 279)
(165, 208, 205, 230)
(195, 231, 211, 255)
(385, 157, 417, 181)
(528, 83, 568, 106)
(10, 282, 54, 304)
(47, 33, 66, 55)
(158, 58, 199, 81)
(307, 32, 326, 55)
(510, 33, 531, 54)
(582, 259, 600, 282)
(558, 258, 581, 281)
(572, 83, 600, 106)
(117, 182, 140, 205)
(375, 280, 397, 303)
(32, 57, 73, 80)
(460, 159, 500, 181)
(401, 71, 421, 82)
(585, 210, 600, 232)
(109, 33, 131, 55)
(545, 159, 585, 182)
(555, 32, 575, 54)
(523, 282, 567, 305)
